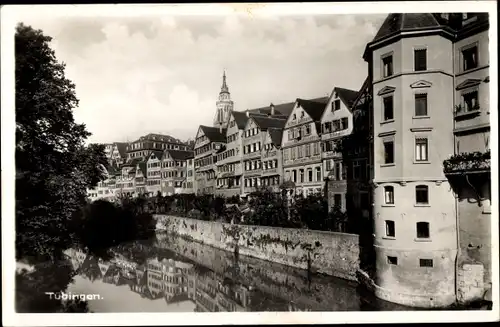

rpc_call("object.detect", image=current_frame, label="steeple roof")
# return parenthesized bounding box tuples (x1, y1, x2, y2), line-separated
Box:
(220, 70, 229, 94)
(371, 13, 443, 44)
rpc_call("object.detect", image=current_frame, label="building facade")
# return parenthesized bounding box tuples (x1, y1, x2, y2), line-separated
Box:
(126, 133, 189, 161)
(215, 111, 246, 197)
(242, 113, 287, 195)
(320, 87, 359, 211)
(193, 126, 226, 195)
(161, 149, 195, 196)
(282, 97, 329, 197)
(363, 12, 491, 308)
(145, 151, 163, 196)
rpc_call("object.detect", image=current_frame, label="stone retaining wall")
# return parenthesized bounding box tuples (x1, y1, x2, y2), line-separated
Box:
(154, 215, 360, 281)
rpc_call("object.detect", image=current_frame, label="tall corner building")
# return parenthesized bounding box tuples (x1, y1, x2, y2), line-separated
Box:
(363, 13, 490, 307)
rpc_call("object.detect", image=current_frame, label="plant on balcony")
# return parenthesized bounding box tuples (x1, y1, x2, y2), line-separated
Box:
(443, 150, 491, 174)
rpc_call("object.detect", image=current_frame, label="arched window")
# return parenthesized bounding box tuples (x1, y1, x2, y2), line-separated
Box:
(415, 185, 429, 204)
(384, 186, 394, 204)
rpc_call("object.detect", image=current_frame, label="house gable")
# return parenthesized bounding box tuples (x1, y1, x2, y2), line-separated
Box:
(284, 101, 313, 130)
(320, 89, 353, 125)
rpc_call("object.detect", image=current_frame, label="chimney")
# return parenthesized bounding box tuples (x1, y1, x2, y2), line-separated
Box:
(246, 109, 249, 117)
(270, 103, 275, 116)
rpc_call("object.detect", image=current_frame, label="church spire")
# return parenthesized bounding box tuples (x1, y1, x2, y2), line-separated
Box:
(220, 70, 229, 94)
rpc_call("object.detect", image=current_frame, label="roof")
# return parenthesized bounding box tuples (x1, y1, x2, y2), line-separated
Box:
(123, 158, 141, 167)
(334, 87, 359, 110)
(371, 13, 441, 44)
(365, 13, 489, 59)
(199, 125, 227, 143)
(247, 101, 296, 116)
(231, 111, 251, 129)
(114, 142, 128, 158)
(137, 161, 147, 176)
(164, 149, 194, 161)
(268, 128, 284, 148)
(296, 96, 329, 121)
(250, 116, 287, 131)
(147, 150, 164, 161)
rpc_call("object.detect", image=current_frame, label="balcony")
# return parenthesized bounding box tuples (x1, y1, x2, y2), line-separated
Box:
(243, 151, 261, 160)
(244, 168, 262, 177)
(443, 150, 491, 175)
(454, 104, 481, 120)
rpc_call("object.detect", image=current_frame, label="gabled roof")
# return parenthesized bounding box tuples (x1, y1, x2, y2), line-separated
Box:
(137, 161, 147, 176)
(250, 116, 287, 131)
(268, 128, 284, 148)
(334, 87, 359, 110)
(114, 142, 128, 158)
(165, 149, 195, 161)
(231, 111, 251, 130)
(123, 158, 141, 167)
(296, 97, 329, 122)
(147, 150, 164, 161)
(199, 125, 227, 143)
(247, 101, 296, 117)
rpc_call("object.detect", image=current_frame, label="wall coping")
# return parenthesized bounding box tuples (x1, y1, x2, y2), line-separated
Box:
(154, 214, 359, 239)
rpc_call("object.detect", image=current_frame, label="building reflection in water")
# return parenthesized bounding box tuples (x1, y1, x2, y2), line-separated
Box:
(64, 234, 414, 312)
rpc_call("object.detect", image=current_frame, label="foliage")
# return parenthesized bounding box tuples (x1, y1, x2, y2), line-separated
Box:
(244, 189, 292, 228)
(15, 23, 107, 263)
(16, 260, 88, 313)
(443, 150, 491, 174)
(73, 199, 155, 257)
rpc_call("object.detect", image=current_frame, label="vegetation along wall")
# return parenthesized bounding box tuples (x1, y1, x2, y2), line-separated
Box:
(154, 215, 360, 281)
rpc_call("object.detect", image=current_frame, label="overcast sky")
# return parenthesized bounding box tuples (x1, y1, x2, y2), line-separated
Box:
(19, 13, 386, 143)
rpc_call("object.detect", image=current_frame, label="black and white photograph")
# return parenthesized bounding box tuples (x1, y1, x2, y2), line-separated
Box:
(1, 2, 498, 325)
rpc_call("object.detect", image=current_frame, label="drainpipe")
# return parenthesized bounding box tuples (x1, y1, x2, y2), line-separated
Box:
(452, 36, 460, 299)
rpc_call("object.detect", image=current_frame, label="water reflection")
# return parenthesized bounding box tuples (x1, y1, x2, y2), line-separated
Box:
(64, 233, 414, 312)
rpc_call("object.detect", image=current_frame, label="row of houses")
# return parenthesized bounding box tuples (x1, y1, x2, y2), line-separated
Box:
(88, 12, 492, 309)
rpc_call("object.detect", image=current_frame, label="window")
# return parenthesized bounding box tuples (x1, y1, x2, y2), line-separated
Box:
(384, 186, 394, 204)
(308, 169, 313, 182)
(316, 167, 322, 182)
(419, 259, 433, 267)
(416, 221, 430, 239)
(415, 138, 428, 162)
(387, 256, 398, 265)
(305, 124, 311, 135)
(334, 194, 342, 208)
(415, 185, 429, 204)
(462, 45, 478, 71)
(292, 170, 297, 183)
(414, 49, 427, 71)
(385, 220, 395, 237)
(299, 169, 304, 183)
(326, 159, 332, 171)
(305, 143, 311, 157)
(334, 162, 341, 180)
(341, 117, 349, 130)
(463, 90, 479, 111)
(383, 96, 394, 121)
(414, 93, 428, 116)
(382, 55, 393, 77)
(383, 141, 395, 164)
(333, 99, 341, 111)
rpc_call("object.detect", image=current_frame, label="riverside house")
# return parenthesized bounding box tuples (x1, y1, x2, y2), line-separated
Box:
(146, 150, 163, 196)
(161, 149, 195, 195)
(193, 126, 226, 195)
(281, 97, 329, 197)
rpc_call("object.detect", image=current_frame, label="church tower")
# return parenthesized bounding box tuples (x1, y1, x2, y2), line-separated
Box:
(213, 70, 234, 129)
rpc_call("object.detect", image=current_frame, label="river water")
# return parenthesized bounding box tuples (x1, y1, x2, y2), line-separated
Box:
(64, 232, 416, 312)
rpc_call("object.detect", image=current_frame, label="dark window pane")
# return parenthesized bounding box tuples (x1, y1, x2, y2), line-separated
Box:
(387, 256, 398, 265)
(414, 49, 427, 71)
(416, 185, 429, 204)
(419, 259, 433, 267)
(385, 220, 395, 237)
(384, 141, 394, 164)
(415, 93, 428, 116)
(383, 96, 394, 121)
(462, 46, 478, 71)
(416, 221, 430, 238)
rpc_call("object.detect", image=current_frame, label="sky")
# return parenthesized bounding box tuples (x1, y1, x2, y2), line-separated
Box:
(19, 12, 386, 144)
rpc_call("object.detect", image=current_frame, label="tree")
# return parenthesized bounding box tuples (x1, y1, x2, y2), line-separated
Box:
(15, 23, 106, 263)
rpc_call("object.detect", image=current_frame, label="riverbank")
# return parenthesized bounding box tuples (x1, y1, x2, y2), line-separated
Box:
(154, 214, 360, 282)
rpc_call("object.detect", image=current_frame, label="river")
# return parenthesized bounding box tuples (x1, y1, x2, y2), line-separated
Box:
(58, 232, 425, 312)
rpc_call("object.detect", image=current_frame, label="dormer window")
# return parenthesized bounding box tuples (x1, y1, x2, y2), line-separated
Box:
(332, 99, 341, 111)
